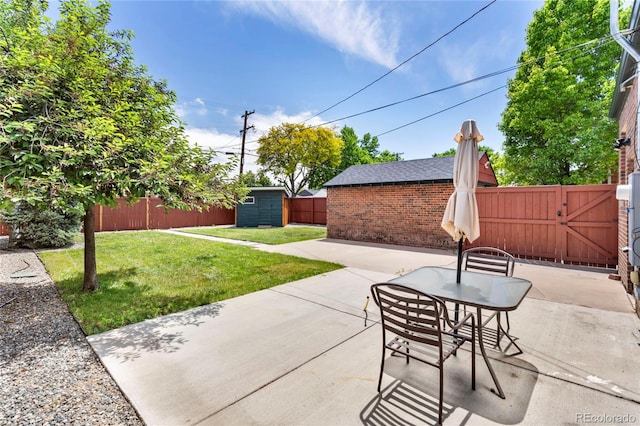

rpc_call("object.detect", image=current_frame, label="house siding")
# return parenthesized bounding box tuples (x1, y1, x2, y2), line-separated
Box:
(327, 183, 457, 250)
(617, 78, 638, 294)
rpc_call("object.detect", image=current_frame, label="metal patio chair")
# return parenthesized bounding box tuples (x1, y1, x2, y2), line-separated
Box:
(462, 247, 516, 349)
(370, 283, 475, 425)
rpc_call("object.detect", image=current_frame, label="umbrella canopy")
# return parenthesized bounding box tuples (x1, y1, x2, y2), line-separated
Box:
(441, 119, 483, 244)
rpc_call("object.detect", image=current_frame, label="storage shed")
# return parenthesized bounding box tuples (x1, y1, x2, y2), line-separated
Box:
(323, 155, 497, 250)
(236, 187, 288, 227)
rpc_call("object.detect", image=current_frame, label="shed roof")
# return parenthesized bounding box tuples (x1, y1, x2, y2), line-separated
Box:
(324, 157, 456, 188)
(248, 186, 287, 191)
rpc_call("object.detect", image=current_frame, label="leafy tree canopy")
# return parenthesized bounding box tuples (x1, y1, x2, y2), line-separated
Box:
(433, 145, 510, 186)
(241, 170, 273, 187)
(0, 0, 247, 290)
(256, 122, 343, 196)
(498, 0, 627, 185)
(308, 126, 403, 189)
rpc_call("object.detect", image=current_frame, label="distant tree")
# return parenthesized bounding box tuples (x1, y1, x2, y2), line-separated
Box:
(257, 123, 342, 196)
(359, 132, 402, 163)
(433, 145, 498, 159)
(433, 145, 507, 185)
(498, 0, 625, 185)
(308, 126, 402, 188)
(241, 170, 273, 187)
(432, 148, 456, 158)
(0, 0, 247, 291)
(376, 150, 401, 162)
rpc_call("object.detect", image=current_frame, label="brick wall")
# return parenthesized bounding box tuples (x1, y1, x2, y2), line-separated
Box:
(327, 183, 457, 250)
(618, 79, 638, 294)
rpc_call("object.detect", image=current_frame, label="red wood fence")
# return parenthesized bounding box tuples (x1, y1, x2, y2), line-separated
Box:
(0, 198, 235, 236)
(93, 197, 236, 231)
(287, 197, 327, 225)
(472, 184, 618, 268)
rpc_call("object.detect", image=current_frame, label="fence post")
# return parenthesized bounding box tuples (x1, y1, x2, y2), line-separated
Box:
(146, 197, 150, 230)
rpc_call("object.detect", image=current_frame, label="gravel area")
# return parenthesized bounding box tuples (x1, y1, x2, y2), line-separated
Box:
(0, 243, 143, 425)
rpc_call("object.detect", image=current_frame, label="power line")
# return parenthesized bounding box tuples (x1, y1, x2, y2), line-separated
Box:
(305, 0, 497, 122)
(375, 85, 506, 138)
(314, 33, 617, 132)
(209, 27, 621, 154)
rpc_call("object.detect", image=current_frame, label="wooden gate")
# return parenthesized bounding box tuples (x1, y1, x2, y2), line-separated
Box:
(474, 184, 618, 268)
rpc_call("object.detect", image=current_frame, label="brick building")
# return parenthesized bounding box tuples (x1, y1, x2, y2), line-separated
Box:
(609, 0, 640, 312)
(323, 155, 497, 250)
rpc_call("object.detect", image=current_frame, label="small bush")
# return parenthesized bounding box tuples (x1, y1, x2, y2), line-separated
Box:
(0, 203, 82, 249)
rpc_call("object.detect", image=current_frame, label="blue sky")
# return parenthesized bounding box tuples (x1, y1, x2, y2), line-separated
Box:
(52, 0, 546, 174)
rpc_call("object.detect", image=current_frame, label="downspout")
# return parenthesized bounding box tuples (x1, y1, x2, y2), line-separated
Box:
(611, 0, 640, 159)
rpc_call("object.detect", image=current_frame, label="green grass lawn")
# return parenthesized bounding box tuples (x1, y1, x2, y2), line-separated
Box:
(39, 231, 341, 335)
(178, 225, 327, 244)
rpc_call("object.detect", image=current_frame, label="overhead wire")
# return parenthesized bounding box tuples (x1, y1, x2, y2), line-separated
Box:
(309, 33, 615, 136)
(205, 17, 626, 156)
(304, 0, 497, 122)
(375, 85, 506, 138)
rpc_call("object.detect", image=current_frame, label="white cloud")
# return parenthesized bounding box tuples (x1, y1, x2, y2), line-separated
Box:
(230, 1, 399, 69)
(185, 128, 238, 150)
(175, 98, 209, 118)
(252, 108, 327, 134)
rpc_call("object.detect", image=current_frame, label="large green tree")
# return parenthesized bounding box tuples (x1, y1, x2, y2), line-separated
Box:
(498, 0, 625, 185)
(0, 0, 247, 291)
(257, 122, 343, 196)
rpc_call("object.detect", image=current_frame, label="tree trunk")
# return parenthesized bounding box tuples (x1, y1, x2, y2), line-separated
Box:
(82, 205, 99, 292)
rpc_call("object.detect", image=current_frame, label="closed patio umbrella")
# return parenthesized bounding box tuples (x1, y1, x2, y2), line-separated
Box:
(441, 119, 483, 283)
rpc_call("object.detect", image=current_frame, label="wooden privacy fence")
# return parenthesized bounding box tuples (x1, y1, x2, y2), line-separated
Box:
(287, 197, 327, 225)
(0, 198, 237, 234)
(93, 197, 235, 231)
(472, 184, 618, 268)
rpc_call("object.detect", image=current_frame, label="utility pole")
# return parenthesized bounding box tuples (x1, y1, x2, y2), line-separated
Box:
(239, 110, 255, 177)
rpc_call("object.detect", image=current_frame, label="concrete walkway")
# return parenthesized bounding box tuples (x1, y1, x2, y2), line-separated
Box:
(88, 232, 640, 425)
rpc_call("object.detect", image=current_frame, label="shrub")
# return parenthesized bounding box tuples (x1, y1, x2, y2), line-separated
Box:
(0, 203, 82, 249)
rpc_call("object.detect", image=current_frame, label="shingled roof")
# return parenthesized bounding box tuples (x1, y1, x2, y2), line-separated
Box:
(324, 157, 456, 188)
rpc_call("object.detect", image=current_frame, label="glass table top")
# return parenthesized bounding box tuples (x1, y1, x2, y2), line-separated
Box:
(389, 266, 532, 311)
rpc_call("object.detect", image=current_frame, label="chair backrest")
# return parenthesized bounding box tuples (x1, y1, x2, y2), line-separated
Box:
(370, 283, 446, 353)
(462, 247, 515, 277)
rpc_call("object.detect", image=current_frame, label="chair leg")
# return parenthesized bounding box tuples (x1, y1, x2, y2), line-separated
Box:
(471, 337, 476, 390)
(496, 312, 501, 346)
(377, 347, 385, 392)
(438, 367, 444, 425)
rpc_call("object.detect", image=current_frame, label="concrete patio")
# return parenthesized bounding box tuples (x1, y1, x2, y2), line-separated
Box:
(88, 236, 640, 425)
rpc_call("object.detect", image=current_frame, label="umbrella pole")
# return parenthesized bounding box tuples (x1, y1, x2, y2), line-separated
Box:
(455, 239, 463, 323)
(456, 239, 463, 283)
